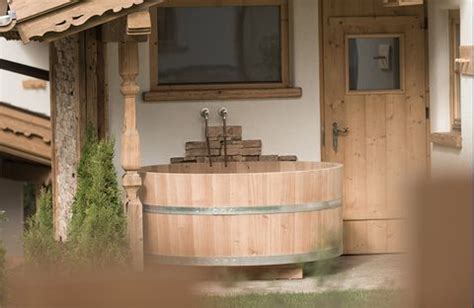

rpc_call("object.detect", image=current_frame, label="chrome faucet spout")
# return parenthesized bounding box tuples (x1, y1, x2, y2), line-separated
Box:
(200, 108, 213, 167)
(218, 107, 228, 167)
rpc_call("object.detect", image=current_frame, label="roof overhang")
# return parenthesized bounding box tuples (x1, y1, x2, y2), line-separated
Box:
(0, 102, 51, 166)
(0, 0, 164, 43)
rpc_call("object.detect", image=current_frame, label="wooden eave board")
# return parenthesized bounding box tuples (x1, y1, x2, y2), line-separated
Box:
(0, 103, 51, 164)
(9, 0, 77, 22)
(15, 0, 164, 43)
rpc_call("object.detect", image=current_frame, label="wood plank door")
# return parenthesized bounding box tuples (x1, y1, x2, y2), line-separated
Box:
(322, 16, 428, 254)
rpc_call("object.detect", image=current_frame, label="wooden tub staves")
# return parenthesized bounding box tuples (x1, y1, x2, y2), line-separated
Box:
(140, 162, 343, 267)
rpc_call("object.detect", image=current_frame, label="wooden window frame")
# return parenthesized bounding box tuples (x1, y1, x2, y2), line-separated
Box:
(345, 33, 406, 95)
(383, 0, 423, 7)
(430, 10, 462, 149)
(145, 0, 302, 102)
(449, 9, 461, 131)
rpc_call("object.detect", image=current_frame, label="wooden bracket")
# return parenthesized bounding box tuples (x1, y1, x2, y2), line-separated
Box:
(22, 79, 48, 90)
(102, 10, 151, 43)
(127, 10, 151, 36)
(458, 46, 474, 76)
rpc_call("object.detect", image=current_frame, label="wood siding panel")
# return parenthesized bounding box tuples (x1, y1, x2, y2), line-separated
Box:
(343, 219, 405, 254)
(405, 23, 428, 181)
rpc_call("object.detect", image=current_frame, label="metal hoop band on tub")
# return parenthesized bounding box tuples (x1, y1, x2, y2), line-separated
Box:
(145, 247, 343, 267)
(143, 199, 342, 216)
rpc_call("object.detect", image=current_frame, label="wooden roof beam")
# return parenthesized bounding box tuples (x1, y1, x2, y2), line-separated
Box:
(2, 0, 164, 43)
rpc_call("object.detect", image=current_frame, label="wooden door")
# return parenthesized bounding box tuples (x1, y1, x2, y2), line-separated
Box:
(322, 16, 428, 254)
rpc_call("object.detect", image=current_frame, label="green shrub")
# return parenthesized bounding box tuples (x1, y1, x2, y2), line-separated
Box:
(68, 131, 128, 268)
(23, 188, 61, 269)
(23, 128, 128, 270)
(68, 127, 97, 244)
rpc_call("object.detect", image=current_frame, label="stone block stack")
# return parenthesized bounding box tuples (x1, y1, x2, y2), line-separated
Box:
(170, 126, 297, 164)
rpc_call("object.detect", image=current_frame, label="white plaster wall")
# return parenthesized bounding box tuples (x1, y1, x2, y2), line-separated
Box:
(428, 0, 473, 177)
(108, 0, 321, 174)
(0, 178, 24, 257)
(0, 38, 51, 116)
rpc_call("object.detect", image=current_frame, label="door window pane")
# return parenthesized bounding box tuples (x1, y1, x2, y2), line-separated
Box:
(348, 36, 402, 92)
(157, 6, 282, 85)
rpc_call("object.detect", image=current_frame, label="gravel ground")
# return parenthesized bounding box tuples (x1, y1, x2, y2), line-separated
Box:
(194, 255, 407, 296)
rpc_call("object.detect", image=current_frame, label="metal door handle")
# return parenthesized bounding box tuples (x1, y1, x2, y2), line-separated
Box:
(332, 122, 349, 153)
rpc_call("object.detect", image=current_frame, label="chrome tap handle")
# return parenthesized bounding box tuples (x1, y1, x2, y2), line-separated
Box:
(218, 107, 228, 120)
(200, 108, 210, 120)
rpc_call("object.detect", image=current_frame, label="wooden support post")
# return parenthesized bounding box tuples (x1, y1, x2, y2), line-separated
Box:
(50, 35, 82, 241)
(50, 27, 107, 242)
(119, 41, 143, 270)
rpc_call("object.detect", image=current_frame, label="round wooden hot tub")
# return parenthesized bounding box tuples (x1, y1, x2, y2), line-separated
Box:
(140, 161, 343, 266)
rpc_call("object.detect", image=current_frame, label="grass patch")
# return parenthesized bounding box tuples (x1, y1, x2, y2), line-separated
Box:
(200, 290, 402, 308)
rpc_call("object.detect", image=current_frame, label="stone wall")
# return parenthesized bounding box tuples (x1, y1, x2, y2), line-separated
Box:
(171, 126, 297, 164)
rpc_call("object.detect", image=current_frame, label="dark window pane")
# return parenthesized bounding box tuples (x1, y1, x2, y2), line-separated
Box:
(157, 6, 282, 85)
(348, 37, 401, 91)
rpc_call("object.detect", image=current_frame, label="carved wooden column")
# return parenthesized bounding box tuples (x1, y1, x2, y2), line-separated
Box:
(119, 41, 143, 270)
